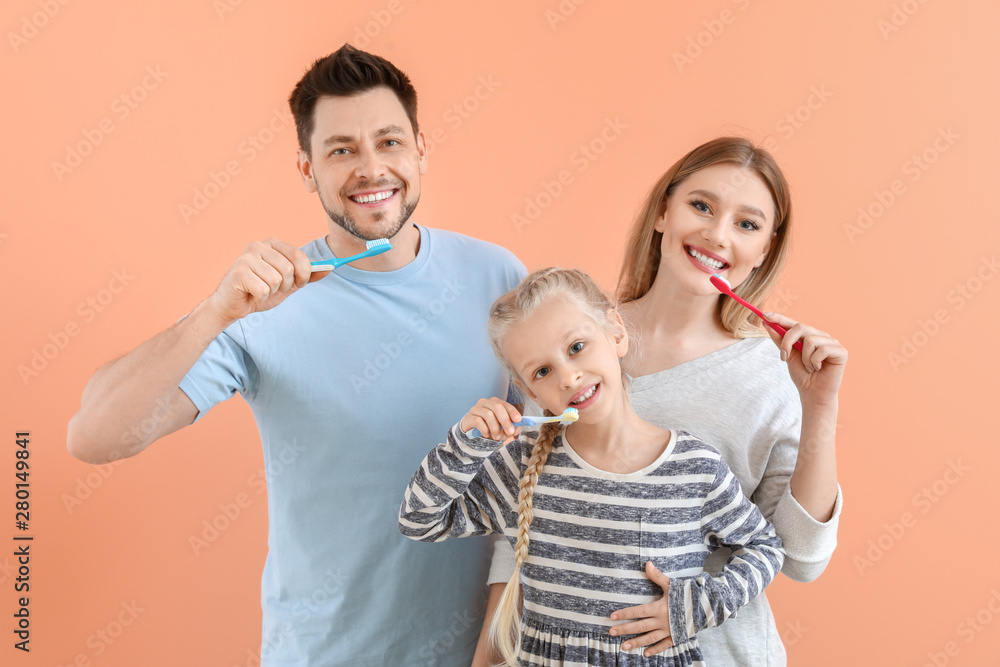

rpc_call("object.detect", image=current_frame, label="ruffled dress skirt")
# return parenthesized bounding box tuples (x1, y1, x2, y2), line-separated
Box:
(519, 618, 705, 666)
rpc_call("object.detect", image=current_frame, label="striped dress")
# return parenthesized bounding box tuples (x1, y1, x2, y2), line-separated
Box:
(399, 426, 785, 666)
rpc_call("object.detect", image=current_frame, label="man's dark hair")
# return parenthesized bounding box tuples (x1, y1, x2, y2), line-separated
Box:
(288, 44, 419, 155)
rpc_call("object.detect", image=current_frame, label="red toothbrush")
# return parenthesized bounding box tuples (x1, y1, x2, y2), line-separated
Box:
(710, 274, 803, 352)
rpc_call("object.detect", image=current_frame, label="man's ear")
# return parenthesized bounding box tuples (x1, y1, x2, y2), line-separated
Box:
(296, 149, 317, 193)
(415, 130, 428, 175)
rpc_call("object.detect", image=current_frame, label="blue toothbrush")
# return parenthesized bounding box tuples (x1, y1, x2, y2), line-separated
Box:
(310, 238, 391, 272)
(468, 407, 579, 439)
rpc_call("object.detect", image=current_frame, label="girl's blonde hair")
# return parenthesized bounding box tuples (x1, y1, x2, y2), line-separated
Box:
(617, 136, 793, 338)
(486, 267, 623, 666)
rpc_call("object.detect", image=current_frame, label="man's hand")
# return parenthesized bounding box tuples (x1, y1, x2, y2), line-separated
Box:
(207, 238, 328, 325)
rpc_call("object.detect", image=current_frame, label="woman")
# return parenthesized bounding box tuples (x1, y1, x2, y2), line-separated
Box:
(473, 137, 845, 665)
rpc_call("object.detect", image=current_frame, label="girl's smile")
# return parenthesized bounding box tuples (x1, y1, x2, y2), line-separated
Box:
(501, 297, 627, 424)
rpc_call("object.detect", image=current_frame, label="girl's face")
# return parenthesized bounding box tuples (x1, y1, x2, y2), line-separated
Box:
(502, 297, 628, 424)
(655, 163, 777, 296)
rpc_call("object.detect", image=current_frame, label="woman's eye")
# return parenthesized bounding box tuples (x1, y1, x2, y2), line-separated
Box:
(738, 219, 760, 231)
(691, 200, 710, 213)
(569, 341, 585, 354)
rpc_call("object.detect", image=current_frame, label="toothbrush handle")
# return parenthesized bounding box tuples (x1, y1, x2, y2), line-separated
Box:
(469, 418, 535, 439)
(727, 289, 804, 353)
(763, 320, 804, 352)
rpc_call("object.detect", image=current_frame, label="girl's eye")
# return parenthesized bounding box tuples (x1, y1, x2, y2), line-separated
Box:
(534, 367, 550, 380)
(569, 341, 585, 355)
(691, 200, 710, 213)
(738, 219, 761, 231)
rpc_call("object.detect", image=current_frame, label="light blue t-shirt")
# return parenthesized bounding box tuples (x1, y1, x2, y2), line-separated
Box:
(179, 225, 526, 666)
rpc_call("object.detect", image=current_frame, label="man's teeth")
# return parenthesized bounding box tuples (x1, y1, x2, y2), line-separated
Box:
(351, 190, 393, 204)
(571, 386, 597, 405)
(687, 248, 725, 269)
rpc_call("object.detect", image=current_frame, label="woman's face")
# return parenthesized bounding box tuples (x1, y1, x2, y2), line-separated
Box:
(655, 163, 777, 296)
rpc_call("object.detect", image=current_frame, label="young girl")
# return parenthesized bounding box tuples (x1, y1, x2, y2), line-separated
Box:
(477, 138, 847, 666)
(399, 268, 784, 666)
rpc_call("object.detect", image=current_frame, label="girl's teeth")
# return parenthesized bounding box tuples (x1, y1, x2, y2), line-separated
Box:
(571, 386, 596, 404)
(687, 247, 724, 269)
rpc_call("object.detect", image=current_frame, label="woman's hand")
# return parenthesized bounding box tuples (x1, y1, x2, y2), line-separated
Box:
(608, 561, 674, 656)
(461, 398, 523, 444)
(764, 312, 848, 407)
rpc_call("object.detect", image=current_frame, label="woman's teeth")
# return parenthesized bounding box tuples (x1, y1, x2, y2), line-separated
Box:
(571, 385, 596, 405)
(687, 247, 725, 269)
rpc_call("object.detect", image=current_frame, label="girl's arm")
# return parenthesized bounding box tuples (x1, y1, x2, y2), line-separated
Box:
(398, 399, 524, 542)
(666, 460, 785, 645)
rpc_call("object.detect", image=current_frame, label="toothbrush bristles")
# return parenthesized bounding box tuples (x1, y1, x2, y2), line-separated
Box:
(366, 238, 391, 249)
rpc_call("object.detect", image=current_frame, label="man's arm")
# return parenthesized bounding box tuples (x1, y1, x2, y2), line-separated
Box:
(67, 239, 322, 464)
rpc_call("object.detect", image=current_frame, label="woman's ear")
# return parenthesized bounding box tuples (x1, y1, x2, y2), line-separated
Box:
(607, 309, 629, 358)
(754, 230, 777, 268)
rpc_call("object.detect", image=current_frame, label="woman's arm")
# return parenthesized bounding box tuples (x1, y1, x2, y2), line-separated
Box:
(766, 311, 846, 521)
(761, 312, 847, 581)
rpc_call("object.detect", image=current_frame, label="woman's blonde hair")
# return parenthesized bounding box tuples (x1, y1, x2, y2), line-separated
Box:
(486, 267, 623, 666)
(617, 137, 793, 338)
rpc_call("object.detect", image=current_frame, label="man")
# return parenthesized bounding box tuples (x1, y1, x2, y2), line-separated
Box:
(68, 45, 524, 666)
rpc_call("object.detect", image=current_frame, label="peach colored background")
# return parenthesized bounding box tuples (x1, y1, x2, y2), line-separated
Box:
(3, 1, 998, 664)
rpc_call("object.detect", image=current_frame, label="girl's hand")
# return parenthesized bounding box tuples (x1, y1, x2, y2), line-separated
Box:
(608, 561, 674, 656)
(764, 312, 848, 407)
(460, 398, 523, 444)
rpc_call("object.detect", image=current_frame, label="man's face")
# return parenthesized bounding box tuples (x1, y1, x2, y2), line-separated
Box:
(297, 87, 426, 242)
